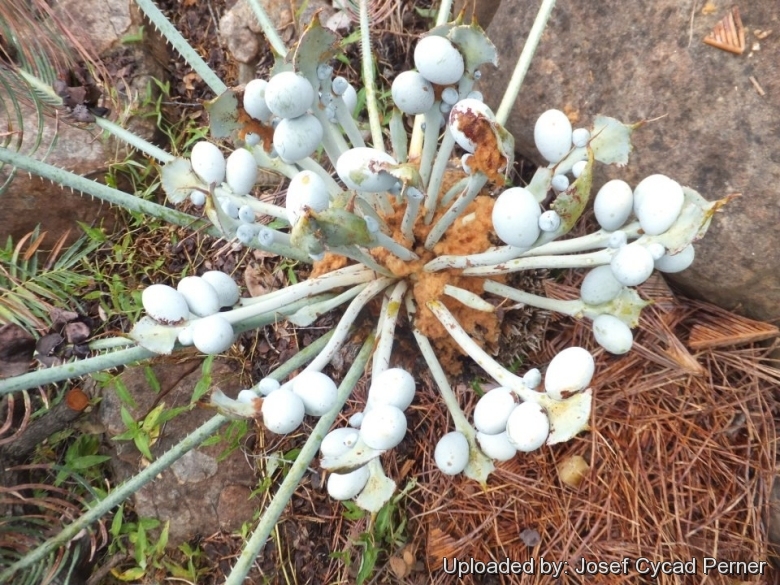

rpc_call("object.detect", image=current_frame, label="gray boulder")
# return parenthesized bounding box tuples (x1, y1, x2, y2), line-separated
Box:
(99, 358, 257, 545)
(0, 0, 164, 246)
(482, 0, 780, 320)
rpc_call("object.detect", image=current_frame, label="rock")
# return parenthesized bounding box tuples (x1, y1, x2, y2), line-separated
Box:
(0, 324, 36, 379)
(0, 0, 166, 247)
(219, 0, 335, 84)
(52, 0, 133, 54)
(453, 0, 502, 28)
(482, 0, 780, 321)
(99, 358, 257, 545)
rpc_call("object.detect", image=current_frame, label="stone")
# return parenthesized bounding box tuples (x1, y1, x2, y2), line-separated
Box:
(482, 0, 780, 321)
(219, 0, 335, 84)
(0, 0, 166, 247)
(98, 357, 257, 545)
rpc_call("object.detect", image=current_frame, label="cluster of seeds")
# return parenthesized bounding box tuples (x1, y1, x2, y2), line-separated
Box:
(145, 18, 720, 509)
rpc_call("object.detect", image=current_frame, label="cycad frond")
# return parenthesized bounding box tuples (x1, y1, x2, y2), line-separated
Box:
(0, 228, 102, 333)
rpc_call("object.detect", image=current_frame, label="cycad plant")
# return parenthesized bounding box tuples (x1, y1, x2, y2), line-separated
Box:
(0, 0, 727, 582)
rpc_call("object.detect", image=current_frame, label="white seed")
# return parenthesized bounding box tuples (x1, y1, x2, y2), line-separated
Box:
(219, 197, 239, 219)
(320, 427, 360, 458)
(571, 160, 587, 178)
(655, 244, 695, 273)
(177, 325, 193, 346)
(633, 174, 685, 235)
(580, 265, 624, 306)
(177, 276, 220, 317)
(434, 431, 470, 475)
(261, 388, 305, 434)
(594, 179, 634, 232)
(201, 271, 240, 307)
(342, 83, 358, 115)
(327, 466, 370, 500)
(538, 209, 561, 232)
(592, 314, 633, 355)
(534, 109, 573, 164)
(190, 190, 206, 206)
(336, 147, 398, 193)
(142, 284, 189, 325)
(264, 71, 315, 119)
(610, 243, 655, 286)
(391, 70, 435, 115)
(243, 79, 272, 123)
(238, 224, 257, 244)
(291, 371, 338, 416)
(607, 230, 628, 249)
(286, 170, 330, 226)
(226, 148, 258, 196)
(238, 205, 256, 224)
(477, 431, 517, 462)
(414, 35, 465, 85)
(359, 404, 407, 450)
(191, 141, 225, 185)
(571, 127, 591, 147)
(473, 387, 518, 435)
(551, 174, 569, 192)
(646, 242, 666, 261)
(492, 187, 541, 248)
(448, 98, 496, 153)
(191, 314, 234, 355)
(348, 411, 364, 428)
(523, 368, 542, 389)
(505, 402, 550, 452)
(368, 368, 416, 411)
(273, 114, 323, 163)
(544, 347, 595, 401)
(257, 377, 280, 396)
